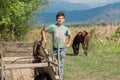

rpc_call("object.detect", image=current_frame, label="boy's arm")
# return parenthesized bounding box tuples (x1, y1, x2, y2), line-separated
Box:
(65, 34, 72, 48)
(41, 27, 46, 47)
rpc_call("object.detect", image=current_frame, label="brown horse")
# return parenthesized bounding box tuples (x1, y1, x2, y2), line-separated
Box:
(72, 31, 90, 56)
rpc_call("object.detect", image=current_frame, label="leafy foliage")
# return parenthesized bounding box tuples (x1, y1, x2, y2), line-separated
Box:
(113, 27, 120, 39)
(0, 0, 49, 41)
(115, 27, 120, 37)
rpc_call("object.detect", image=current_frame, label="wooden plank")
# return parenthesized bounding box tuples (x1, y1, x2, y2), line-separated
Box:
(5, 69, 34, 80)
(3, 56, 34, 62)
(3, 42, 33, 53)
(3, 57, 34, 64)
(3, 52, 33, 57)
(2, 42, 33, 57)
(2, 63, 49, 69)
(3, 42, 33, 44)
(5, 46, 33, 53)
(3, 56, 58, 66)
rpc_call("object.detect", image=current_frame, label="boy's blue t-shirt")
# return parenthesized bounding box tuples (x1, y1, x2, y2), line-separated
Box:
(45, 24, 71, 48)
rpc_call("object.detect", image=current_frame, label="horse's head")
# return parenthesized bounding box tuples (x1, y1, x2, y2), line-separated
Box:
(72, 32, 82, 55)
(72, 43, 79, 55)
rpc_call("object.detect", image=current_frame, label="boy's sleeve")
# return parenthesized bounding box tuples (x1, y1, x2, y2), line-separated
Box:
(45, 25, 54, 33)
(66, 28, 71, 36)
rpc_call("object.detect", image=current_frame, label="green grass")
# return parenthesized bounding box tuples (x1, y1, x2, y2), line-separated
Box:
(63, 40, 120, 80)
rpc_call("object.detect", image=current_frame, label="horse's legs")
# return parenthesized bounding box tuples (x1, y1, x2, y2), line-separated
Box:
(82, 44, 88, 56)
(84, 49, 87, 56)
(76, 43, 80, 55)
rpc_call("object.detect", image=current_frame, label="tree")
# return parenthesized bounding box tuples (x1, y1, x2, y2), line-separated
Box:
(0, 0, 49, 41)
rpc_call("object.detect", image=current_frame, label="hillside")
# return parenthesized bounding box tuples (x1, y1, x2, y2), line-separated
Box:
(43, 1, 90, 12)
(36, 2, 120, 24)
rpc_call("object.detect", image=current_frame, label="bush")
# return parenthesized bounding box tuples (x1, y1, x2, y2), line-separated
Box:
(113, 27, 120, 39)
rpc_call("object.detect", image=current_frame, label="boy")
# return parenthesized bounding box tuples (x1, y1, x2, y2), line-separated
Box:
(41, 12, 72, 80)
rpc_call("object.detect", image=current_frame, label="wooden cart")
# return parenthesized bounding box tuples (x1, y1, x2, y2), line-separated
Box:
(0, 41, 60, 80)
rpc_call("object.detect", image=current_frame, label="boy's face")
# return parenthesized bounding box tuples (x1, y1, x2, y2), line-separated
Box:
(57, 16, 65, 26)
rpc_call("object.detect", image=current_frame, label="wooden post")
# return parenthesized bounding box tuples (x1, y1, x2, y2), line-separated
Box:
(0, 42, 4, 80)
(57, 43, 61, 80)
(1, 56, 4, 80)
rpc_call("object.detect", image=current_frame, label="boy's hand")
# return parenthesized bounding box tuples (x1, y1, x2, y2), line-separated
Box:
(65, 35, 72, 48)
(65, 43, 70, 48)
(41, 27, 47, 48)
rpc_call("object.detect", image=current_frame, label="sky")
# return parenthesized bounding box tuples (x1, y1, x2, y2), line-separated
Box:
(51, 0, 120, 4)
(50, 0, 120, 8)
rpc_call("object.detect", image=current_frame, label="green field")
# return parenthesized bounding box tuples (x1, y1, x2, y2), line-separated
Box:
(64, 40, 120, 80)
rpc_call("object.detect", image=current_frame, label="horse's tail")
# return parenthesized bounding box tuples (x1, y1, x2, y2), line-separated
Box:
(84, 31, 90, 47)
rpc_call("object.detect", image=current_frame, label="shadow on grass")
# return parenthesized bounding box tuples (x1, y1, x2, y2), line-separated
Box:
(66, 53, 86, 56)
(66, 53, 74, 56)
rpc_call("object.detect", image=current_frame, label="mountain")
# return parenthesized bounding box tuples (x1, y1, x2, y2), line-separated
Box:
(35, 2, 120, 24)
(43, 1, 90, 12)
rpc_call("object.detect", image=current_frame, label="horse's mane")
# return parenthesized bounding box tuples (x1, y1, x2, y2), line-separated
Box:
(73, 31, 89, 44)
